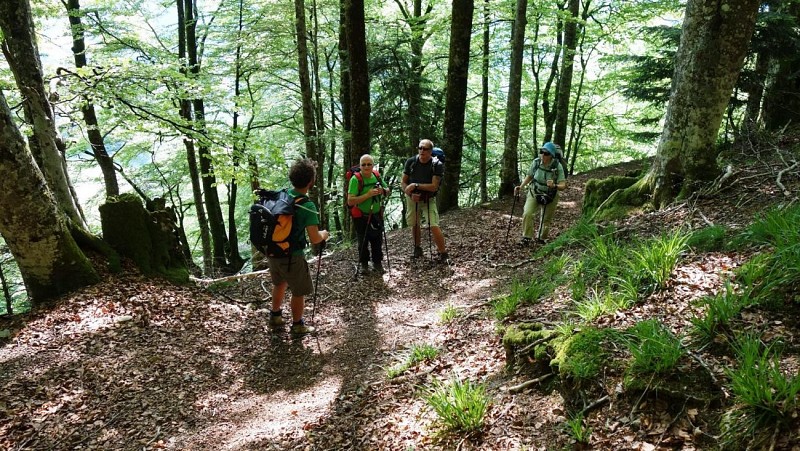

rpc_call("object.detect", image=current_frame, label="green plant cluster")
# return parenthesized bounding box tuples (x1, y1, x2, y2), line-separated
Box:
(421, 375, 490, 434)
(386, 344, 439, 379)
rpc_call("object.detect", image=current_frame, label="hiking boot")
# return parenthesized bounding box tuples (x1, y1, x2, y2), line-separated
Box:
(291, 320, 315, 336)
(536, 238, 546, 245)
(412, 246, 423, 259)
(372, 261, 385, 274)
(520, 237, 532, 247)
(269, 311, 285, 329)
(437, 252, 450, 264)
(359, 262, 370, 275)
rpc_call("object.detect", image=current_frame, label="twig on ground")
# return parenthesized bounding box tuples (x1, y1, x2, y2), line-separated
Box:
(191, 269, 270, 285)
(516, 335, 556, 356)
(494, 258, 537, 269)
(655, 398, 687, 448)
(507, 373, 555, 393)
(144, 426, 162, 448)
(579, 395, 610, 417)
(688, 351, 719, 385)
(776, 161, 798, 196)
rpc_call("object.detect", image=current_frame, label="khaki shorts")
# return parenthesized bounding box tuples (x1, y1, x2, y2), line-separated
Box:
(267, 256, 313, 296)
(405, 195, 440, 227)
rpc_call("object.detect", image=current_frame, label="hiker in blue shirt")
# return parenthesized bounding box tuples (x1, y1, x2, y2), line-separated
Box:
(402, 139, 449, 263)
(347, 154, 389, 275)
(514, 142, 566, 245)
(267, 158, 330, 335)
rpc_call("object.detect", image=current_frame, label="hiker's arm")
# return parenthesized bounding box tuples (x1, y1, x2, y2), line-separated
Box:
(515, 175, 534, 195)
(306, 225, 329, 245)
(415, 175, 440, 193)
(546, 179, 566, 191)
(402, 173, 414, 195)
(347, 189, 382, 207)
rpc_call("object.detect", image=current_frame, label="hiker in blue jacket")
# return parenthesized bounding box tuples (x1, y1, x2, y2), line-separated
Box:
(514, 142, 566, 245)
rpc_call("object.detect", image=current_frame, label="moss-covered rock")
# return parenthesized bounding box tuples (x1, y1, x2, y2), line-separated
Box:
(501, 322, 555, 368)
(582, 176, 640, 216)
(550, 327, 615, 381)
(99, 194, 188, 283)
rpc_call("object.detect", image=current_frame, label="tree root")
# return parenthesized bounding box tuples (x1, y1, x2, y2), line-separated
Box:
(506, 373, 555, 393)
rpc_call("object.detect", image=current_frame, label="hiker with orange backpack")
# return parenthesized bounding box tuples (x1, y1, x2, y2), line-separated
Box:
(347, 154, 390, 275)
(265, 158, 329, 336)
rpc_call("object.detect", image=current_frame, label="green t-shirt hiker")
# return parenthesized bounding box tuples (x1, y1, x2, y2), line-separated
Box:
(347, 154, 390, 275)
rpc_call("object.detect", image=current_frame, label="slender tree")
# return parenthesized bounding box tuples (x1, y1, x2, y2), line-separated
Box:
(479, 0, 490, 203)
(553, 0, 579, 148)
(499, 0, 528, 197)
(439, 0, 475, 212)
(346, 0, 371, 162)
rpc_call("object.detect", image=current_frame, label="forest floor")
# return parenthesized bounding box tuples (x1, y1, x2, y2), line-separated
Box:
(2, 139, 800, 451)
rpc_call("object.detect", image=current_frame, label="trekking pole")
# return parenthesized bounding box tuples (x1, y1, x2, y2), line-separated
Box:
(427, 199, 433, 263)
(310, 239, 326, 325)
(506, 188, 519, 242)
(413, 199, 420, 259)
(380, 191, 391, 271)
(537, 203, 546, 242)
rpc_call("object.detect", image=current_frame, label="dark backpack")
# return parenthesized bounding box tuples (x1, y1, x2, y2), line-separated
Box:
(344, 165, 384, 218)
(249, 189, 309, 257)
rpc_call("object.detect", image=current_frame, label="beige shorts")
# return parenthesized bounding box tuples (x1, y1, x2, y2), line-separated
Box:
(405, 195, 440, 227)
(267, 256, 313, 296)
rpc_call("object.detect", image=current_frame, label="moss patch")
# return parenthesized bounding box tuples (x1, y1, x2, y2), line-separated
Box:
(582, 176, 640, 215)
(550, 327, 615, 381)
(501, 323, 555, 367)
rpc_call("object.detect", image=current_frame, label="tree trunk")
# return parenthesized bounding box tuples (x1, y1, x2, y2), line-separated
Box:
(479, 0, 490, 203)
(542, 1, 565, 143)
(0, 91, 98, 303)
(439, 0, 474, 213)
(644, 0, 760, 207)
(346, 0, 371, 161)
(553, 0, 579, 148)
(499, 0, 528, 198)
(295, 0, 325, 229)
(177, 0, 212, 273)
(339, 0, 352, 234)
(0, 0, 87, 229)
(64, 0, 119, 197)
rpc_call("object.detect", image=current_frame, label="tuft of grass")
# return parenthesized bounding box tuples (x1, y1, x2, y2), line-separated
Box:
(494, 276, 552, 321)
(573, 287, 619, 322)
(687, 225, 729, 252)
(564, 412, 592, 445)
(422, 375, 490, 434)
(386, 344, 439, 379)
(439, 304, 460, 324)
(624, 319, 684, 375)
(628, 229, 690, 291)
(689, 283, 744, 346)
(721, 333, 800, 448)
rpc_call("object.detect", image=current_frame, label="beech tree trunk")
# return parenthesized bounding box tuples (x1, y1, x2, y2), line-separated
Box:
(64, 0, 119, 198)
(479, 0, 490, 203)
(0, 91, 98, 302)
(645, 0, 760, 207)
(439, 0, 474, 212)
(553, 0, 579, 148)
(0, 0, 87, 229)
(499, 0, 528, 198)
(346, 0, 371, 161)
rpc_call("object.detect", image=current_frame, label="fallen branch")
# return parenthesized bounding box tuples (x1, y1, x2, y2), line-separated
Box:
(516, 335, 556, 356)
(688, 351, 719, 385)
(507, 373, 555, 393)
(191, 269, 271, 285)
(579, 394, 610, 417)
(776, 161, 798, 196)
(494, 258, 537, 269)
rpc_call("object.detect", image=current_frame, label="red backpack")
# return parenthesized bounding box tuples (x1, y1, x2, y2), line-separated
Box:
(345, 165, 384, 218)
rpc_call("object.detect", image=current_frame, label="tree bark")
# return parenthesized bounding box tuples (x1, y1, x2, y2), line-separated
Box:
(64, 0, 119, 197)
(346, 0, 371, 161)
(439, 0, 474, 212)
(0, 91, 98, 302)
(479, 0, 490, 203)
(645, 0, 760, 207)
(0, 0, 87, 229)
(177, 0, 212, 273)
(499, 0, 528, 198)
(553, 0, 579, 148)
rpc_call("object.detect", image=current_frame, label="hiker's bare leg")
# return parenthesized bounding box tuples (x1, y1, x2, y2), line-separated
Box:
(290, 295, 305, 322)
(432, 226, 446, 253)
(272, 281, 288, 311)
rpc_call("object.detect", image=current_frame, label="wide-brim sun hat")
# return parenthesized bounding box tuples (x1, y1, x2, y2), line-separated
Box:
(540, 142, 557, 156)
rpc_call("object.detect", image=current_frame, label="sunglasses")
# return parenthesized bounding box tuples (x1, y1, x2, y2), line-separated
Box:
(361, 163, 374, 166)
(418, 146, 431, 151)
(540, 151, 550, 155)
